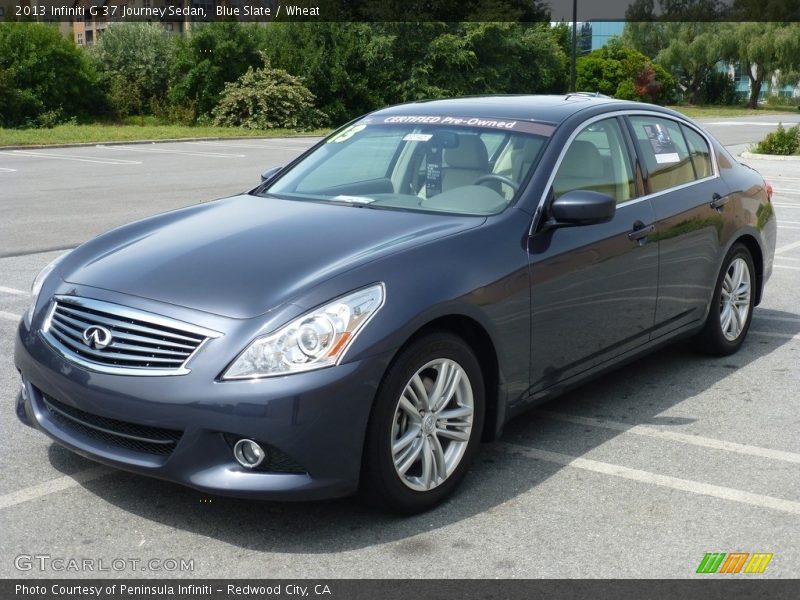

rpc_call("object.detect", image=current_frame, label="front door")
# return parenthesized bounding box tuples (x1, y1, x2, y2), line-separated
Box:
(528, 116, 659, 393)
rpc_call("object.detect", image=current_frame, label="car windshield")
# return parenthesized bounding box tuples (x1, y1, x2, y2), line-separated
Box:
(258, 116, 553, 216)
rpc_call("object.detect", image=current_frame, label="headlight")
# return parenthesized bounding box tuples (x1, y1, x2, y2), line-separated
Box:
(24, 252, 70, 327)
(222, 283, 385, 380)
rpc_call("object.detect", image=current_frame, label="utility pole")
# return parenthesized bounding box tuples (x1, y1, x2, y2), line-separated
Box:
(570, 0, 578, 93)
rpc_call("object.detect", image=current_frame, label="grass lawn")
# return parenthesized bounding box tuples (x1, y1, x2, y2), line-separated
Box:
(667, 105, 799, 118)
(0, 121, 331, 147)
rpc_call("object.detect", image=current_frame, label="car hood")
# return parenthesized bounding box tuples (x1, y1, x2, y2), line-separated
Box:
(60, 194, 484, 319)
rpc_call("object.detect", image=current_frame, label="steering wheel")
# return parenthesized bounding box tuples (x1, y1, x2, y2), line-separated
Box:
(472, 174, 520, 192)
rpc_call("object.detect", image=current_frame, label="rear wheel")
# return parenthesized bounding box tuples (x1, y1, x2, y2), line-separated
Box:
(694, 243, 756, 356)
(362, 332, 485, 514)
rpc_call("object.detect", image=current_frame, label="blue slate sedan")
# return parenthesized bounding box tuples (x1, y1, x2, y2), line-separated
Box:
(15, 95, 776, 513)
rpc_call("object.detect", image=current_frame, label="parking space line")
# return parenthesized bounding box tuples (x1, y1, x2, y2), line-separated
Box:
(775, 240, 800, 254)
(500, 443, 800, 515)
(776, 256, 800, 261)
(0, 150, 141, 165)
(749, 330, 800, 339)
(778, 225, 800, 230)
(0, 466, 112, 511)
(772, 203, 800, 208)
(775, 265, 800, 271)
(100, 145, 245, 159)
(772, 188, 800, 195)
(0, 310, 20, 322)
(754, 313, 800, 323)
(533, 410, 800, 464)
(0, 286, 27, 296)
(0, 167, 17, 172)
(184, 141, 314, 150)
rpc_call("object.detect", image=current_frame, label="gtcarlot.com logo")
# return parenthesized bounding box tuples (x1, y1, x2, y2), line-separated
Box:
(14, 554, 194, 573)
(696, 552, 773, 574)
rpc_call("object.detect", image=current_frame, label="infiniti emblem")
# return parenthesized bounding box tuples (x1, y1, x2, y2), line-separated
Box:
(82, 325, 113, 350)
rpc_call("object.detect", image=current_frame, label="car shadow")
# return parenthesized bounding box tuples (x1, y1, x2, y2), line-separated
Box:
(46, 307, 799, 553)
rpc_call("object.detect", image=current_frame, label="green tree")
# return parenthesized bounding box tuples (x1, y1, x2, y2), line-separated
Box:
(90, 23, 176, 117)
(0, 22, 99, 127)
(656, 24, 729, 104)
(169, 23, 267, 121)
(724, 23, 800, 108)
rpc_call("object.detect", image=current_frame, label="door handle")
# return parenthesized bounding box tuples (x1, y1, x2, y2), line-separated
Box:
(710, 193, 730, 211)
(627, 222, 655, 242)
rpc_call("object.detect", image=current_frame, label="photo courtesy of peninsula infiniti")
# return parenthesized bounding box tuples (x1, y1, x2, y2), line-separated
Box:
(15, 95, 777, 513)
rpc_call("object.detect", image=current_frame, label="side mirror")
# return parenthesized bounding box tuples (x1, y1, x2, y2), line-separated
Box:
(261, 166, 283, 183)
(547, 190, 616, 227)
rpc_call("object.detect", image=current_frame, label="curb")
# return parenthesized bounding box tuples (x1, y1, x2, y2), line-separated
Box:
(0, 134, 324, 151)
(740, 151, 800, 161)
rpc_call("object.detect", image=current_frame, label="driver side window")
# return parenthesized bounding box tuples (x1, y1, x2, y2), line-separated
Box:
(553, 118, 635, 204)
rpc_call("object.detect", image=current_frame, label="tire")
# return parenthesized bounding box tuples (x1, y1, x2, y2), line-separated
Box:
(362, 332, 485, 514)
(694, 243, 756, 356)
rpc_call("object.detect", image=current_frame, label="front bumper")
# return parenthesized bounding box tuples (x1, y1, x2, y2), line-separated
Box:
(14, 314, 392, 501)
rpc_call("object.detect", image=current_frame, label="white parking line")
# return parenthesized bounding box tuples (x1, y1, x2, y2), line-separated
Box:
(0, 310, 20, 322)
(775, 264, 800, 271)
(705, 121, 797, 126)
(772, 188, 800, 195)
(0, 167, 17, 172)
(749, 330, 800, 340)
(0, 150, 142, 165)
(100, 145, 245, 159)
(754, 313, 800, 323)
(777, 220, 800, 225)
(773, 203, 800, 208)
(184, 141, 314, 150)
(775, 239, 800, 254)
(500, 443, 800, 515)
(776, 255, 800, 261)
(534, 410, 800, 464)
(0, 286, 27, 296)
(0, 467, 112, 511)
(778, 225, 800, 230)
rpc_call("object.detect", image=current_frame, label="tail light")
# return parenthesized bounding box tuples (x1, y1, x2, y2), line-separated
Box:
(765, 180, 773, 201)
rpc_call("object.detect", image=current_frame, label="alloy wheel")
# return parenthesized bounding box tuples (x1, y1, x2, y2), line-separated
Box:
(720, 257, 751, 342)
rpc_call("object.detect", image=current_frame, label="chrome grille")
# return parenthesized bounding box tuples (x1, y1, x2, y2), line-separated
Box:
(41, 296, 221, 376)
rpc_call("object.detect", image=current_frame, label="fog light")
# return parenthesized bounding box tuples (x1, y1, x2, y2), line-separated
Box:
(233, 439, 265, 469)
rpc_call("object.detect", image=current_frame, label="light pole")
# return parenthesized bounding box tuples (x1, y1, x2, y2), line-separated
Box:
(570, 0, 578, 93)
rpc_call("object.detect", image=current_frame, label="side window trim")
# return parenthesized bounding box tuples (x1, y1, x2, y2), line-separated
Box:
(617, 115, 646, 198)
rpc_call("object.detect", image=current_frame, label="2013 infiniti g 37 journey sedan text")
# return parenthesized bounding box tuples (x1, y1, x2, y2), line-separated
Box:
(15, 95, 777, 513)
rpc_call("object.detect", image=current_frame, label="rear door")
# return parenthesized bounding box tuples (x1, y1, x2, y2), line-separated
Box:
(625, 114, 730, 337)
(528, 116, 659, 393)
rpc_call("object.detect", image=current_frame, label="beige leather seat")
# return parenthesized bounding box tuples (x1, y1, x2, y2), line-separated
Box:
(441, 135, 490, 192)
(553, 140, 616, 199)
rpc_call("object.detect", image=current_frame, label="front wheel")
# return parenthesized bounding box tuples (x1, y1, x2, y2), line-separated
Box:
(694, 243, 756, 356)
(362, 332, 485, 514)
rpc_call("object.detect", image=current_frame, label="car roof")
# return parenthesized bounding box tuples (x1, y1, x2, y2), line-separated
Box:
(369, 94, 633, 125)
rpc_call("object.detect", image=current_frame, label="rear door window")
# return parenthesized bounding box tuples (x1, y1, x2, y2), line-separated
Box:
(628, 116, 696, 194)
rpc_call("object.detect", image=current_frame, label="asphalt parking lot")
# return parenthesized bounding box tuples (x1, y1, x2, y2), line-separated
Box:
(1, 117, 799, 578)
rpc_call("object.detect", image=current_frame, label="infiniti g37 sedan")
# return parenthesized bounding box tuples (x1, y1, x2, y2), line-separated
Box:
(15, 95, 776, 513)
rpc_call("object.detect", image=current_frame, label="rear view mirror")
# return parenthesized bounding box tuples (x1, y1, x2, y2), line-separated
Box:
(547, 190, 616, 227)
(261, 166, 283, 183)
(431, 130, 460, 149)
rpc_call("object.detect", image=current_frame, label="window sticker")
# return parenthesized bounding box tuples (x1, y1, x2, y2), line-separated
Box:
(380, 115, 555, 136)
(641, 123, 680, 164)
(327, 123, 367, 144)
(425, 146, 442, 198)
(403, 133, 434, 142)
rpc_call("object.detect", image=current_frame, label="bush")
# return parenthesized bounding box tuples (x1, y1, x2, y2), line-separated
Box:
(0, 22, 100, 127)
(754, 123, 800, 155)
(90, 23, 176, 118)
(212, 56, 326, 130)
(576, 39, 674, 105)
